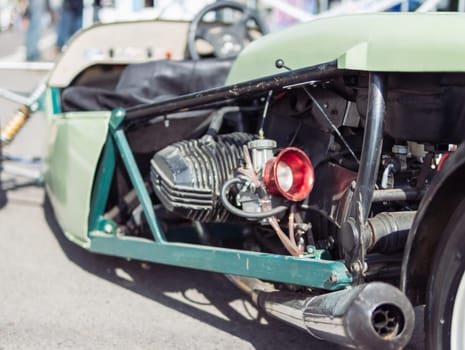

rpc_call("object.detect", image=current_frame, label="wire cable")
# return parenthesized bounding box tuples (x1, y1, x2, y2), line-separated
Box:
(220, 178, 287, 219)
(302, 87, 360, 165)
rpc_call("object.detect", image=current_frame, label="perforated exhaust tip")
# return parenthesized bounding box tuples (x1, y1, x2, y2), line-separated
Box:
(371, 303, 405, 339)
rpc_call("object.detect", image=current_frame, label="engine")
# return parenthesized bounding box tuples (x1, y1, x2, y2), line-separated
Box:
(150, 133, 315, 227)
(150, 132, 253, 222)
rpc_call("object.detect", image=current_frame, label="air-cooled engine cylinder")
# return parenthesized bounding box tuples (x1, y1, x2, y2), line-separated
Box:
(150, 133, 253, 222)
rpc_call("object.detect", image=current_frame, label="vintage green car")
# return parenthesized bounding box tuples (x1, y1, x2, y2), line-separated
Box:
(2, 3, 465, 349)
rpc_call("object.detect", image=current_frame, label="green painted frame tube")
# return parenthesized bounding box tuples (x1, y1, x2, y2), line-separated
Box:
(89, 234, 352, 290)
(50, 87, 61, 114)
(88, 137, 116, 230)
(112, 127, 167, 243)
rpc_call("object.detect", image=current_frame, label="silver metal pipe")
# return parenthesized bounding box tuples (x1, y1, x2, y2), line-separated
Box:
(258, 282, 414, 350)
(0, 61, 54, 71)
(1, 164, 42, 182)
(367, 211, 416, 253)
(0, 88, 30, 105)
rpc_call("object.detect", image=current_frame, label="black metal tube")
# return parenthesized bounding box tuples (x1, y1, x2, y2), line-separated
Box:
(372, 188, 424, 203)
(350, 73, 387, 222)
(125, 61, 340, 123)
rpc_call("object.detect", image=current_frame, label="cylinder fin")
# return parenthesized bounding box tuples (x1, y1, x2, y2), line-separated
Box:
(150, 132, 253, 222)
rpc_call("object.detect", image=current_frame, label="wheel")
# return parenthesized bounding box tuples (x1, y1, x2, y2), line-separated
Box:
(426, 198, 465, 350)
(187, 0, 268, 60)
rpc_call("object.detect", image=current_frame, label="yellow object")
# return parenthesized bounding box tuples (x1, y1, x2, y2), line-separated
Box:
(0, 105, 30, 144)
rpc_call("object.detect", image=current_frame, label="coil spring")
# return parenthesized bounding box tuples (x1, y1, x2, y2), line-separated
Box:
(0, 105, 30, 145)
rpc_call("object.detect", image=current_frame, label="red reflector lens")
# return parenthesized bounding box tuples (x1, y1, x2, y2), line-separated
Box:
(264, 147, 314, 201)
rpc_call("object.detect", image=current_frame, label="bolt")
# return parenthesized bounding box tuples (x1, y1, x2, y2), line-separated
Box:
(350, 261, 362, 274)
(115, 109, 125, 118)
(328, 272, 338, 284)
(104, 224, 113, 234)
(30, 102, 39, 112)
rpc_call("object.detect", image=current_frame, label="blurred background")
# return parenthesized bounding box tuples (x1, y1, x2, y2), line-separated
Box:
(0, 0, 462, 63)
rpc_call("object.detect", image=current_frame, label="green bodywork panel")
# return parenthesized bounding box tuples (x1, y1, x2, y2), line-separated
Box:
(44, 88, 110, 246)
(227, 12, 465, 84)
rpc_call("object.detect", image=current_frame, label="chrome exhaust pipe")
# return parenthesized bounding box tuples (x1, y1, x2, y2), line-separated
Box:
(256, 282, 414, 349)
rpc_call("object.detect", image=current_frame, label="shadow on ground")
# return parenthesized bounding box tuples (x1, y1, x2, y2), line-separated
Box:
(42, 195, 342, 350)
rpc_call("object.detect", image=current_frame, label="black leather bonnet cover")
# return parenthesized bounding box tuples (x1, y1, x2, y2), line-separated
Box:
(61, 58, 234, 112)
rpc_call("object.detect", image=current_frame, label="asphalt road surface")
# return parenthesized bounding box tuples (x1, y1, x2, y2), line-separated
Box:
(0, 29, 424, 350)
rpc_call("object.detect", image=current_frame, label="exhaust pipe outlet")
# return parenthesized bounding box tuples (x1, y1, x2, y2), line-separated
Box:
(258, 282, 414, 349)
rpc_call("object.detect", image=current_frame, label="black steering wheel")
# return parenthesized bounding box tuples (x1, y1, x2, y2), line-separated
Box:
(187, 1, 268, 60)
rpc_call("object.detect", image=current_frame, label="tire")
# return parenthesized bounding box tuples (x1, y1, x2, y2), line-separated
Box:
(426, 199, 465, 350)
